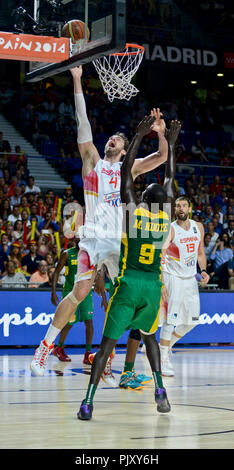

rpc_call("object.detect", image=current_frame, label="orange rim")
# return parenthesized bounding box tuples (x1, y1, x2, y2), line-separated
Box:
(111, 43, 145, 56)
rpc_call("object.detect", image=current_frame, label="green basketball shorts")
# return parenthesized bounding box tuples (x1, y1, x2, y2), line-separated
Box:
(103, 272, 163, 340)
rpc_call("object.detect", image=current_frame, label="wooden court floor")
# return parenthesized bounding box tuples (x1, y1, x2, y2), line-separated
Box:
(1, 347, 234, 450)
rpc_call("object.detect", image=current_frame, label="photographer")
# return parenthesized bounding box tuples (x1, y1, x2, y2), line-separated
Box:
(210, 233, 233, 288)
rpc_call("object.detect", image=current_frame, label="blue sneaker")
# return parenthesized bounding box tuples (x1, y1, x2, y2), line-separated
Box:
(119, 371, 144, 390)
(155, 387, 171, 413)
(132, 368, 152, 384)
(77, 400, 93, 420)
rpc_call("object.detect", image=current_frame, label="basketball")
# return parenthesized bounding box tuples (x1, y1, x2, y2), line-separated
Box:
(61, 20, 90, 42)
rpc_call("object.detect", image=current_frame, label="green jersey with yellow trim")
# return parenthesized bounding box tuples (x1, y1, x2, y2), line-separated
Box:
(118, 206, 170, 277)
(63, 247, 78, 293)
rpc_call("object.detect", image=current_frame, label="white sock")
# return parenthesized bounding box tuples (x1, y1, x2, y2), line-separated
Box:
(44, 324, 61, 346)
(169, 333, 180, 349)
(159, 344, 169, 361)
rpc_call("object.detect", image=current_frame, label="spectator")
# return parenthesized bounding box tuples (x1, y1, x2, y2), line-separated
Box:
(203, 205, 214, 225)
(37, 209, 59, 233)
(222, 219, 234, 240)
(8, 241, 22, 269)
(209, 175, 223, 196)
(10, 185, 22, 207)
(8, 205, 21, 225)
(0, 249, 7, 275)
(40, 267, 63, 288)
(210, 233, 233, 288)
(191, 139, 208, 162)
(0, 132, 11, 153)
(29, 202, 44, 225)
(29, 260, 49, 288)
(22, 240, 44, 275)
(25, 176, 41, 194)
(1, 260, 27, 288)
(13, 220, 23, 240)
(204, 232, 214, 261)
(37, 234, 50, 257)
(58, 97, 74, 122)
(206, 221, 219, 248)
(0, 198, 11, 222)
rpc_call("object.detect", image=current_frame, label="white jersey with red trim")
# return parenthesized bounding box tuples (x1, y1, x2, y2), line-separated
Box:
(162, 219, 201, 278)
(79, 158, 122, 278)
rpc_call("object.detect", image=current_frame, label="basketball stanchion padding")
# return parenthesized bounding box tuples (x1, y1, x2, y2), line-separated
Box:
(92, 43, 145, 102)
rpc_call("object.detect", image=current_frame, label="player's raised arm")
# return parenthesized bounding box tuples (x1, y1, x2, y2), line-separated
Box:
(71, 66, 100, 176)
(121, 115, 155, 205)
(163, 119, 182, 208)
(132, 108, 167, 179)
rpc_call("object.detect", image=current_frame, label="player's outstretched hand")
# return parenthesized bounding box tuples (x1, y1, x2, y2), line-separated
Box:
(150, 107, 166, 135)
(70, 65, 83, 79)
(165, 120, 182, 145)
(136, 115, 156, 137)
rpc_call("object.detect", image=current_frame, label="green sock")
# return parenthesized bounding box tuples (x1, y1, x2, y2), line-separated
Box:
(124, 361, 134, 372)
(58, 341, 64, 348)
(152, 371, 163, 389)
(86, 344, 92, 352)
(85, 384, 97, 405)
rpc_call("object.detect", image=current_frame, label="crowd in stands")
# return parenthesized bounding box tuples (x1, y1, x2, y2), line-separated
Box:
(0, 63, 233, 290)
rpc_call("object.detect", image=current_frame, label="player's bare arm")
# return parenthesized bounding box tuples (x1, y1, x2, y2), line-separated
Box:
(121, 115, 156, 205)
(163, 120, 182, 202)
(71, 66, 100, 177)
(131, 108, 167, 179)
(51, 251, 68, 306)
(197, 222, 210, 285)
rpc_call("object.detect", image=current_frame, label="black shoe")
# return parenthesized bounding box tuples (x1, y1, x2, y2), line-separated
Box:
(155, 387, 171, 413)
(77, 400, 93, 420)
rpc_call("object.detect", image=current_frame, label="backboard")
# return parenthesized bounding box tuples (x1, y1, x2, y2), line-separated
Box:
(25, 0, 126, 82)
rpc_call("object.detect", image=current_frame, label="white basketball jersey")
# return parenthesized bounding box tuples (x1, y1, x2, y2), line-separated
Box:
(163, 219, 201, 278)
(80, 159, 123, 270)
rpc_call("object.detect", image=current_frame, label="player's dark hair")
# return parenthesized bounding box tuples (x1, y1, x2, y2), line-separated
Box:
(175, 196, 191, 206)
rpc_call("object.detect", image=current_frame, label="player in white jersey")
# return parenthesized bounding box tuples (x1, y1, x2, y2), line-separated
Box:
(30, 65, 168, 377)
(159, 196, 210, 376)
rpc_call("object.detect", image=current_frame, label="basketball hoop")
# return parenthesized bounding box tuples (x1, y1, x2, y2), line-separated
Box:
(92, 43, 145, 102)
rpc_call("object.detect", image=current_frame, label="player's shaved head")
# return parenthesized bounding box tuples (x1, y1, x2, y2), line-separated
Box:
(142, 184, 167, 205)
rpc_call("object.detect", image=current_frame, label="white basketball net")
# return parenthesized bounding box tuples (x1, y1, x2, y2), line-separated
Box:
(92, 44, 145, 102)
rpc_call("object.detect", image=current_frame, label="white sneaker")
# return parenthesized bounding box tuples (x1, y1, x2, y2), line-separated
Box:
(30, 340, 54, 376)
(102, 353, 118, 387)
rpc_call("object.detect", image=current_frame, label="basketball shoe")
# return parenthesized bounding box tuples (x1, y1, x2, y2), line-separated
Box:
(30, 340, 54, 376)
(155, 387, 171, 413)
(77, 400, 93, 420)
(53, 346, 71, 362)
(119, 371, 144, 390)
(131, 368, 152, 384)
(83, 350, 92, 365)
(89, 352, 118, 387)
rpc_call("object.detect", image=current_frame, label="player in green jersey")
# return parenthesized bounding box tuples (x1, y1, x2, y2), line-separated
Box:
(51, 239, 94, 365)
(78, 115, 172, 420)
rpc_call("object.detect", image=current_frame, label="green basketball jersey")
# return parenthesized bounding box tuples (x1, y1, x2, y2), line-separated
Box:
(63, 247, 78, 292)
(118, 206, 170, 278)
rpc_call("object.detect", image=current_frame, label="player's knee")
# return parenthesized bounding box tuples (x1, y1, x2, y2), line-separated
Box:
(63, 291, 79, 306)
(160, 322, 174, 341)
